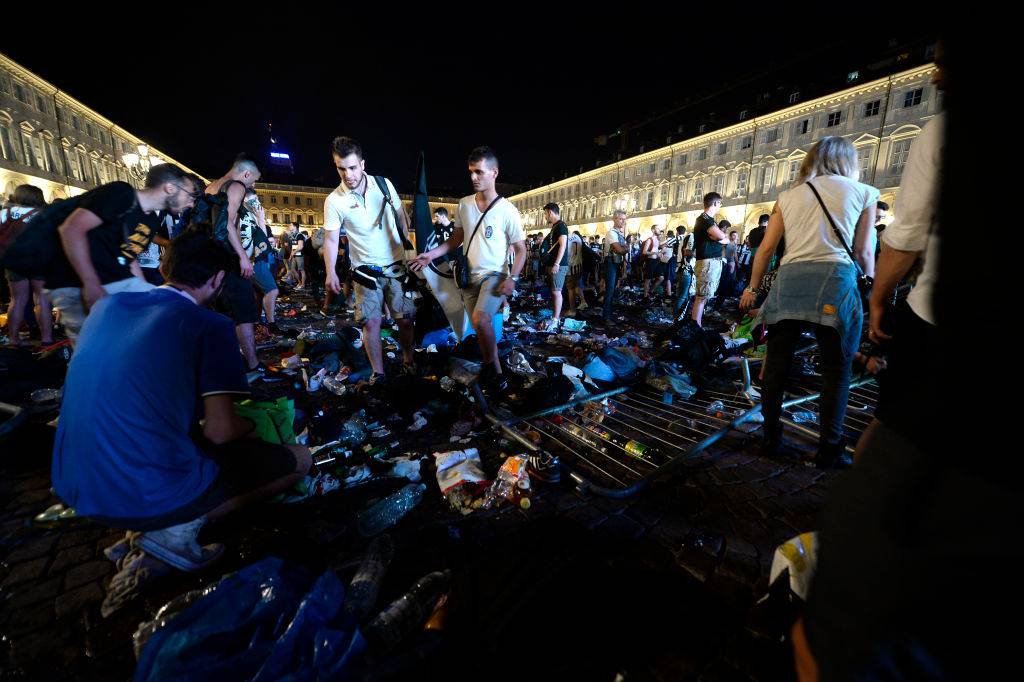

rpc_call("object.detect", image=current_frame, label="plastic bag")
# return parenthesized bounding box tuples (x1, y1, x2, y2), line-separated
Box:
(582, 354, 615, 383)
(233, 397, 297, 444)
(769, 532, 819, 601)
(434, 448, 490, 515)
(644, 362, 697, 399)
(134, 557, 366, 682)
(601, 347, 644, 380)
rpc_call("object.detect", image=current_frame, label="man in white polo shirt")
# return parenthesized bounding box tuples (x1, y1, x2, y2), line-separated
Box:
(322, 136, 416, 386)
(410, 146, 527, 393)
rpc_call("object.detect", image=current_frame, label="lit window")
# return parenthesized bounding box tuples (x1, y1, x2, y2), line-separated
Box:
(847, 71, 859, 83)
(890, 139, 913, 173)
(903, 88, 923, 107)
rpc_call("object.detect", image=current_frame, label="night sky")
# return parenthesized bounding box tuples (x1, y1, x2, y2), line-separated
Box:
(4, 28, 932, 197)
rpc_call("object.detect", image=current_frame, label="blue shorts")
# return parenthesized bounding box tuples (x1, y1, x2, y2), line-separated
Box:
(253, 261, 278, 294)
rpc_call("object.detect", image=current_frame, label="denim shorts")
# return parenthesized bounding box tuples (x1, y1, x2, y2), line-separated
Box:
(252, 260, 278, 294)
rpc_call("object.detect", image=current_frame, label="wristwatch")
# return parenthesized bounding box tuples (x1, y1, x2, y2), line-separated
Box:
(745, 287, 760, 296)
(510, 275, 520, 282)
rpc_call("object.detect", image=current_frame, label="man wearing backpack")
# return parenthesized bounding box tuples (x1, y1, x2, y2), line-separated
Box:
(44, 164, 198, 340)
(203, 156, 262, 377)
(673, 227, 696, 318)
(1, 184, 53, 346)
(322, 137, 417, 386)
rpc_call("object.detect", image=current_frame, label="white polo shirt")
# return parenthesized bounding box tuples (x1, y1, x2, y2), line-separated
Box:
(455, 195, 525, 281)
(323, 175, 405, 268)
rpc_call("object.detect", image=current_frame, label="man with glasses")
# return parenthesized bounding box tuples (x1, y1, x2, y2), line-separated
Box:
(48, 163, 199, 340)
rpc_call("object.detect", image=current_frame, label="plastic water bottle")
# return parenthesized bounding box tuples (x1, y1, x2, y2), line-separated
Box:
(340, 409, 369, 445)
(791, 410, 818, 424)
(30, 388, 63, 403)
(343, 534, 395, 620)
(357, 483, 427, 537)
(364, 570, 452, 651)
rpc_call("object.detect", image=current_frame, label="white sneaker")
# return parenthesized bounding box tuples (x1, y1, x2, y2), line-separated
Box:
(137, 517, 224, 572)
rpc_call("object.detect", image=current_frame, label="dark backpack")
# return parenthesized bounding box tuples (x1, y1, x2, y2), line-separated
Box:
(579, 238, 598, 270)
(190, 180, 246, 238)
(0, 198, 84, 275)
(0, 207, 41, 262)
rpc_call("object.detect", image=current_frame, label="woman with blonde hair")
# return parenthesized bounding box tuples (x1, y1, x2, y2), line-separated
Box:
(740, 136, 877, 467)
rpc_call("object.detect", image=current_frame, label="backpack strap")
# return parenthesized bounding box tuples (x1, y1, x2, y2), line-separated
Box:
(371, 175, 414, 251)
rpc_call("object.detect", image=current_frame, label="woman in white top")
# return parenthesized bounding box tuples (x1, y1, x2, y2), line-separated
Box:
(740, 136, 877, 467)
(3, 184, 54, 347)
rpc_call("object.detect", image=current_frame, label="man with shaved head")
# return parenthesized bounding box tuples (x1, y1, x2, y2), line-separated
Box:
(204, 154, 263, 380)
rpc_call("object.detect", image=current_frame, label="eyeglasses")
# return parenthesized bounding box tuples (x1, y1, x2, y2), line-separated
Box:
(173, 183, 202, 201)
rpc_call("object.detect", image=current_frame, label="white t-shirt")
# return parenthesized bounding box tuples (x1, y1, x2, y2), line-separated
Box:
(0, 205, 36, 222)
(323, 175, 405, 268)
(568, 233, 584, 269)
(455, 195, 525, 281)
(777, 175, 879, 267)
(881, 113, 943, 326)
(603, 227, 625, 262)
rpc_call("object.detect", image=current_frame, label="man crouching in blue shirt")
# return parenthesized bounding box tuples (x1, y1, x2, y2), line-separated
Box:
(51, 228, 311, 572)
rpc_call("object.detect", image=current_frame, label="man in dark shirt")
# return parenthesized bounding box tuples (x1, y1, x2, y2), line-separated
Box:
(691, 192, 727, 327)
(50, 164, 198, 340)
(542, 202, 569, 332)
(743, 213, 769, 282)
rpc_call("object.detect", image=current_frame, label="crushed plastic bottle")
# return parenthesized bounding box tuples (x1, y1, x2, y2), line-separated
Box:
(439, 376, 456, 392)
(30, 387, 63, 403)
(323, 374, 348, 396)
(791, 410, 819, 424)
(364, 570, 452, 651)
(340, 409, 369, 445)
(357, 483, 427, 537)
(483, 455, 532, 510)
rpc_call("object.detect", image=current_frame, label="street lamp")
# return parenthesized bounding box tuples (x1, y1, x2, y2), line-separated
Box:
(121, 144, 165, 186)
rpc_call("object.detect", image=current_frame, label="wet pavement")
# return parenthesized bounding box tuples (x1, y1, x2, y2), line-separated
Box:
(0, 280, 843, 681)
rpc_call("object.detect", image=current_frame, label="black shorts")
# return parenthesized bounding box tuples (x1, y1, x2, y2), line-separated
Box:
(90, 437, 298, 532)
(218, 270, 260, 324)
(645, 259, 666, 280)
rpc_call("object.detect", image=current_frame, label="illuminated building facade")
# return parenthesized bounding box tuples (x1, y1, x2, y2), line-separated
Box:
(0, 52, 202, 203)
(510, 64, 940, 239)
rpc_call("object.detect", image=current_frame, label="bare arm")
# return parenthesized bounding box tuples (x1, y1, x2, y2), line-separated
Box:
(58, 207, 106, 308)
(324, 229, 340, 293)
(852, 206, 876, 279)
(201, 394, 255, 445)
(551, 234, 568, 273)
(707, 225, 728, 242)
(868, 243, 919, 341)
(223, 184, 253, 278)
(611, 241, 627, 254)
(497, 240, 528, 296)
(408, 227, 465, 271)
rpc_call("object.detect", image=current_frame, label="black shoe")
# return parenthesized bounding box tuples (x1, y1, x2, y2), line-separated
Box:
(267, 322, 284, 335)
(527, 451, 561, 483)
(805, 443, 853, 469)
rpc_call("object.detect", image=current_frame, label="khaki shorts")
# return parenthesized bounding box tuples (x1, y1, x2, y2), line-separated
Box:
(461, 272, 507, 319)
(354, 275, 415, 323)
(49, 277, 155, 340)
(694, 258, 723, 298)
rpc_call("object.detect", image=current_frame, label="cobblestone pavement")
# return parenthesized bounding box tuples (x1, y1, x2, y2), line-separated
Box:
(1, 422, 834, 681)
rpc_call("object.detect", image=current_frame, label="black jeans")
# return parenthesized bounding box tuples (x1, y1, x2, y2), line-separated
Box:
(761, 319, 853, 452)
